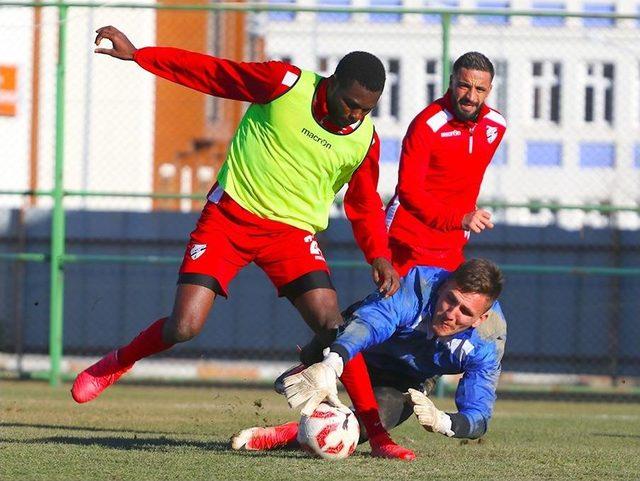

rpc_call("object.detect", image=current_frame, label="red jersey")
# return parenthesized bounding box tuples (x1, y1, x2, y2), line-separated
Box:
(134, 47, 391, 263)
(385, 93, 506, 273)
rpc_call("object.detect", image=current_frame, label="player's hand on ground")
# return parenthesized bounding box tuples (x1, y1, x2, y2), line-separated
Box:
(371, 257, 400, 297)
(461, 208, 494, 233)
(406, 388, 454, 437)
(94, 26, 137, 61)
(283, 352, 344, 416)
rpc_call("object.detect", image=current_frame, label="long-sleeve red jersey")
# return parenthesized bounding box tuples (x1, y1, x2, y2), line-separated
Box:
(133, 47, 391, 263)
(385, 93, 506, 273)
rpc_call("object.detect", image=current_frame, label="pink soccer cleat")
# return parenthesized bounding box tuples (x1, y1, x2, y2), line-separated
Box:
(370, 434, 416, 461)
(230, 421, 299, 451)
(71, 350, 132, 403)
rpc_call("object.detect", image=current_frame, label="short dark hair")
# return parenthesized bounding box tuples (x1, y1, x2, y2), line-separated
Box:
(452, 51, 494, 80)
(334, 51, 386, 93)
(452, 258, 503, 305)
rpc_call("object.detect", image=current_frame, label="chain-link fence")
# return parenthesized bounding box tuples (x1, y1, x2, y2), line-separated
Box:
(1, 1, 639, 399)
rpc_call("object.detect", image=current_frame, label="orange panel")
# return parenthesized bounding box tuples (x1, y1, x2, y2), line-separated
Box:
(0, 65, 17, 91)
(0, 65, 17, 117)
(0, 103, 16, 116)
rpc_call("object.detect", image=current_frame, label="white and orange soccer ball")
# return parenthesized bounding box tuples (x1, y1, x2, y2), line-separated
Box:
(297, 402, 360, 460)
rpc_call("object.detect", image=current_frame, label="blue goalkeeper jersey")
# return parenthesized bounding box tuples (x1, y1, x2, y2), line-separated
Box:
(330, 265, 506, 438)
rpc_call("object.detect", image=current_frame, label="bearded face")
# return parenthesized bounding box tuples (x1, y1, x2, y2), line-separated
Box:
(449, 68, 493, 122)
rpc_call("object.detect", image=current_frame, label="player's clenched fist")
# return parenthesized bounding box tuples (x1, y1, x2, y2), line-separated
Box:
(94, 26, 137, 61)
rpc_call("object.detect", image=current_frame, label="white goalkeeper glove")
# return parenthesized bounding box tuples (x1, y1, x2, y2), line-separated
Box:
(406, 388, 455, 437)
(282, 351, 347, 416)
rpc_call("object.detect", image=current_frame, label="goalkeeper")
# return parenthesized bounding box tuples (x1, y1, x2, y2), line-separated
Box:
(232, 259, 505, 459)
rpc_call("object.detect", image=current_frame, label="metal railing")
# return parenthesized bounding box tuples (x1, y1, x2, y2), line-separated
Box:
(1, 1, 639, 386)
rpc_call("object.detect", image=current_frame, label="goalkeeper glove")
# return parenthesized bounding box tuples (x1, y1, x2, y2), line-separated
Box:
(282, 351, 347, 416)
(406, 388, 455, 437)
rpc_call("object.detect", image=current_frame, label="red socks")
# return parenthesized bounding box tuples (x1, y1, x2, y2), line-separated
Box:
(340, 353, 388, 438)
(339, 353, 416, 461)
(116, 317, 174, 367)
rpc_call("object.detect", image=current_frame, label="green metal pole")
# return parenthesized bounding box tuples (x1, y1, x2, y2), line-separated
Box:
(435, 12, 452, 400)
(49, 4, 68, 387)
(441, 12, 451, 94)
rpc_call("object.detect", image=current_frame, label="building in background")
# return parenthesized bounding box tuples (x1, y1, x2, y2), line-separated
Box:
(0, 0, 257, 212)
(257, 0, 640, 230)
(151, 0, 261, 212)
(0, 0, 638, 229)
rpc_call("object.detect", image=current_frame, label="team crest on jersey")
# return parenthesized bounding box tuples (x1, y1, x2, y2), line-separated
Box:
(304, 235, 325, 261)
(486, 126, 498, 144)
(190, 243, 207, 260)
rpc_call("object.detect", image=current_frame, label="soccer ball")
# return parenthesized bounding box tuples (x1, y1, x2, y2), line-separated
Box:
(297, 402, 360, 460)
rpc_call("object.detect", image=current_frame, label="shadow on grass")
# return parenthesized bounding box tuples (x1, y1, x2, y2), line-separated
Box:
(1, 422, 180, 436)
(592, 433, 640, 440)
(3, 435, 364, 459)
(2, 434, 322, 458)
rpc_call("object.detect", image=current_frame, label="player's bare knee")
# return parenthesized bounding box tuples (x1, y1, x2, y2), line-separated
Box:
(309, 308, 343, 333)
(164, 316, 205, 343)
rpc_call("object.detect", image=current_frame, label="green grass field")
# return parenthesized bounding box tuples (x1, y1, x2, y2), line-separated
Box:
(1, 380, 639, 480)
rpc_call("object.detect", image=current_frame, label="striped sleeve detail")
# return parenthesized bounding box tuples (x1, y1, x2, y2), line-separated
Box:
(485, 109, 507, 127)
(385, 194, 400, 231)
(425, 109, 453, 132)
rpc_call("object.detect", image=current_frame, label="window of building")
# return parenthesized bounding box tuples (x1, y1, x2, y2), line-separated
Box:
(423, 0, 459, 24)
(583, 2, 615, 27)
(584, 62, 614, 125)
(531, 61, 561, 123)
(317, 0, 352, 23)
(373, 58, 400, 120)
(380, 137, 402, 163)
(369, 0, 402, 23)
(476, 1, 510, 25)
(527, 141, 562, 166)
(635, 144, 640, 168)
(579, 142, 615, 167)
(492, 142, 508, 165)
(425, 59, 440, 104)
(531, 1, 565, 27)
(492, 60, 508, 116)
(317, 56, 330, 75)
(268, 0, 296, 21)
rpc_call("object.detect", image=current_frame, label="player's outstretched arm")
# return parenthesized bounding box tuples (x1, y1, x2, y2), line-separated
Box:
(94, 26, 137, 61)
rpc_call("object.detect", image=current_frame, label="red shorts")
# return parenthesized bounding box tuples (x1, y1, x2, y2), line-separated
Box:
(390, 239, 463, 276)
(178, 192, 332, 298)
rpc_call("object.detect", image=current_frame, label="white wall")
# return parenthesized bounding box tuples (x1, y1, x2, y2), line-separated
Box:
(0, 2, 157, 211)
(0, 7, 34, 208)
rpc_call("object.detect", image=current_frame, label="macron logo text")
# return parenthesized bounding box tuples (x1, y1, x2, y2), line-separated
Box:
(301, 128, 332, 149)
